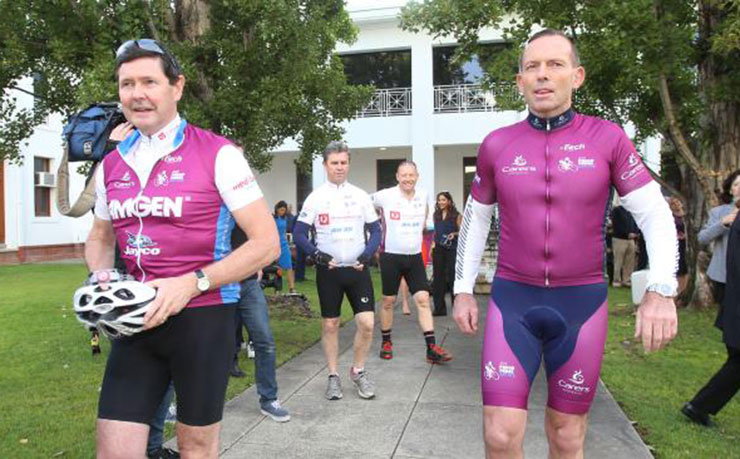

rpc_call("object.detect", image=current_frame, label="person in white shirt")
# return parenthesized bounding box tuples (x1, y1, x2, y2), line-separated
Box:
(294, 141, 382, 401)
(372, 161, 453, 364)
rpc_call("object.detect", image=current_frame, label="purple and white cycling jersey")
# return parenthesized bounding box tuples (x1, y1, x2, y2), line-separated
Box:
(95, 116, 263, 308)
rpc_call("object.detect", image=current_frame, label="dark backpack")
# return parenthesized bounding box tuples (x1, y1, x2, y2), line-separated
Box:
(62, 103, 125, 162)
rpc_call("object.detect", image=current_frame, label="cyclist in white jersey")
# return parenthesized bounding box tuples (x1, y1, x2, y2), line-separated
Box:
(372, 161, 452, 364)
(294, 141, 382, 400)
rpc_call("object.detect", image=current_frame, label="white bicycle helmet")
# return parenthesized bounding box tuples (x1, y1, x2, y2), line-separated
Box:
(73, 271, 157, 339)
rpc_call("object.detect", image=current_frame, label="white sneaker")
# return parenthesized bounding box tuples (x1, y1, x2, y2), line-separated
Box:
(247, 342, 255, 359)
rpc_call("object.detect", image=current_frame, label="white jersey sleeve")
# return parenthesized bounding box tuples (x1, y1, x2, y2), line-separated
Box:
(620, 181, 679, 290)
(93, 164, 111, 220)
(297, 191, 318, 225)
(361, 190, 380, 223)
(215, 145, 264, 212)
(454, 196, 496, 294)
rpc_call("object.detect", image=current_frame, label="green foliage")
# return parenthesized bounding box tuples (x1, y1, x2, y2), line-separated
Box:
(401, 0, 739, 146)
(0, 0, 372, 171)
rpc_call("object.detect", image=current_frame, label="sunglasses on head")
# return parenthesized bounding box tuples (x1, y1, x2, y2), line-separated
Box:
(116, 39, 181, 74)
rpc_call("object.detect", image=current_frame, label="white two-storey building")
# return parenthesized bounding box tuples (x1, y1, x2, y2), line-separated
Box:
(0, 0, 661, 264)
(257, 0, 662, 215)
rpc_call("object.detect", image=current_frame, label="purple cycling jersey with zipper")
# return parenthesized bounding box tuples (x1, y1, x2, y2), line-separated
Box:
(471, 111, 652, 287)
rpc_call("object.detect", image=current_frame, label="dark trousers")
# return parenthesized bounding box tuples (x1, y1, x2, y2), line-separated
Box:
(295, 245, 306, 281)
(712, 280, 726, 306)
(690, 345, 740, 415)
(432, 247, 456, 314)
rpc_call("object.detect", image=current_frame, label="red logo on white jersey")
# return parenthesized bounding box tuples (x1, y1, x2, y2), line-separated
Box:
(318, 214, 330, 225)
(158, 132, 167, 141)
(390, 211, 400, 220)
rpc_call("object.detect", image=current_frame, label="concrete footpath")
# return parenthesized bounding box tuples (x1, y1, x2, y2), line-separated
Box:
(213, 295, 652, 458)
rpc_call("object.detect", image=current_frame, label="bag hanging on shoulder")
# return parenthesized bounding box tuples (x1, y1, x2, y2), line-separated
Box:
(62, 103, 125, 162)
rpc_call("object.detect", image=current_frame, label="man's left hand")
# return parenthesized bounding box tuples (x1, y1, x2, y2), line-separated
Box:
(143, 274, 199, 329)
(635, 291, 678, 353)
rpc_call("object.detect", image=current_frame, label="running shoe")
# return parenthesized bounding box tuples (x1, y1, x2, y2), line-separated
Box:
(350, 368, 376, 399)
(260, 400, 291, 423)
(147, 447, 180, 459)
(247, 341, 256, 359)
(379, 341, 393, 360)
(426, 344, 453, 364)
(325, 374, 343, 400)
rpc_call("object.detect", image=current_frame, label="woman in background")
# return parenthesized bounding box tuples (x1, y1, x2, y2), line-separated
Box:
(432, 192, 461, 316)
(274, 200, 295, 293)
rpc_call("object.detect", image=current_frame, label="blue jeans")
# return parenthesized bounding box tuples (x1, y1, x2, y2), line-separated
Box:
(147, 383, 175, 454)
(234, 278, 279, 404)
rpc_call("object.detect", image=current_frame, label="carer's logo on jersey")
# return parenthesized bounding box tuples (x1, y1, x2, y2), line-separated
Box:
(113, 171, 136, 189)
(318, 214, 330, 225)
(390, 211, 400, 220)
(620, 152, 646, 181)
(502, 154, 537, 175)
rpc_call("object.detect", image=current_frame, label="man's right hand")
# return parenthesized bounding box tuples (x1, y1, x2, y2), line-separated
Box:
(453, 293, 479, 335)
(313, 250, 334, 267)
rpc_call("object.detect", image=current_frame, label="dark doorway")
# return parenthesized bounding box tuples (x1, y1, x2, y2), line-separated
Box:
(376, 159, 405, 191)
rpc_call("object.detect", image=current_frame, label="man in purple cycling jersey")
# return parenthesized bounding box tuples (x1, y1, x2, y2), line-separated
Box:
(454, 29, 679, 458)
(85, 39, 279, 458)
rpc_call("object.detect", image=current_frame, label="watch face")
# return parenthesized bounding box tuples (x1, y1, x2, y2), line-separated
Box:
(197, 278, 210, 292)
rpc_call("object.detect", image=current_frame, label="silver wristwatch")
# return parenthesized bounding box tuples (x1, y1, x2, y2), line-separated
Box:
(195, 269, 211, 293)
(646, 283, 677, 298)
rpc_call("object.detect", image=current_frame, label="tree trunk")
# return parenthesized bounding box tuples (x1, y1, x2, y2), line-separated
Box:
(174, 0, 214, 106)
(683, 0, 740, 308)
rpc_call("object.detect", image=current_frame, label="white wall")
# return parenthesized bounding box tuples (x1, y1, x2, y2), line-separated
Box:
(3, 79, 92, 250)
(255, 152, 299, 212)
(434, 145, 478, 207)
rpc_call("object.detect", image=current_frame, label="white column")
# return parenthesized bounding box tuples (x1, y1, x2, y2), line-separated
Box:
(410, 35, 435, 196)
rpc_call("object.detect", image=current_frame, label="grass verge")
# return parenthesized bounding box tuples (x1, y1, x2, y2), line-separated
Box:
(602, 287, 740, 458)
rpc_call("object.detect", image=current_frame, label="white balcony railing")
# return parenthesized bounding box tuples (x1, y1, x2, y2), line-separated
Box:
(434, 83, 519, 113)
(356, 87, 412, 118)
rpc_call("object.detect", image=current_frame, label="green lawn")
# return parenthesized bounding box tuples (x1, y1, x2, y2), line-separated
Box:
(0, 263, 380, 458)
(602, 287, 740, 459)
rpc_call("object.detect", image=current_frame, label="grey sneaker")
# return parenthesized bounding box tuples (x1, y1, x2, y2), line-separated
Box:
(260, 400, 291, 422)
(325, 374, 343, 400)
(350, 369, 376, 399)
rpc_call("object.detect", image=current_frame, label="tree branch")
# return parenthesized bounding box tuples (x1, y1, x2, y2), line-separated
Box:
(142, 0, 161, 41)
(657, 72, 718, 207)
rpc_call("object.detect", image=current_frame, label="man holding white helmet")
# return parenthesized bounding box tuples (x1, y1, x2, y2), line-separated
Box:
(84, 39, 278, 458)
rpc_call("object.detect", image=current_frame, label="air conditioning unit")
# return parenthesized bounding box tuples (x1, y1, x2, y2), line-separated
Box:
(35, 172, 57, 187)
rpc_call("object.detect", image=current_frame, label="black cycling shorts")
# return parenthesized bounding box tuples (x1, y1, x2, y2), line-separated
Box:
(379, 252, 430, 296)
(316, 265, 375, 318)
(98, 304, 236, 426)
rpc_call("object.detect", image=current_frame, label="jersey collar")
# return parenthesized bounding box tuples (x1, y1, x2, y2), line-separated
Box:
(117, 115, 187, 156)
(325, 180, 348, 190)
(527, 109, 575, 131)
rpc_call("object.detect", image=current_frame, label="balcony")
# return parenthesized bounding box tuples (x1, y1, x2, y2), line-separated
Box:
(434, 83, 519, 113)
(354, 83, 519, 118)
(356, 87, 412, 118)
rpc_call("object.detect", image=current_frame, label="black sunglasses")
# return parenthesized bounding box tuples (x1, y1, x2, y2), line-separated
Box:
(116, 39, 181, 74)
